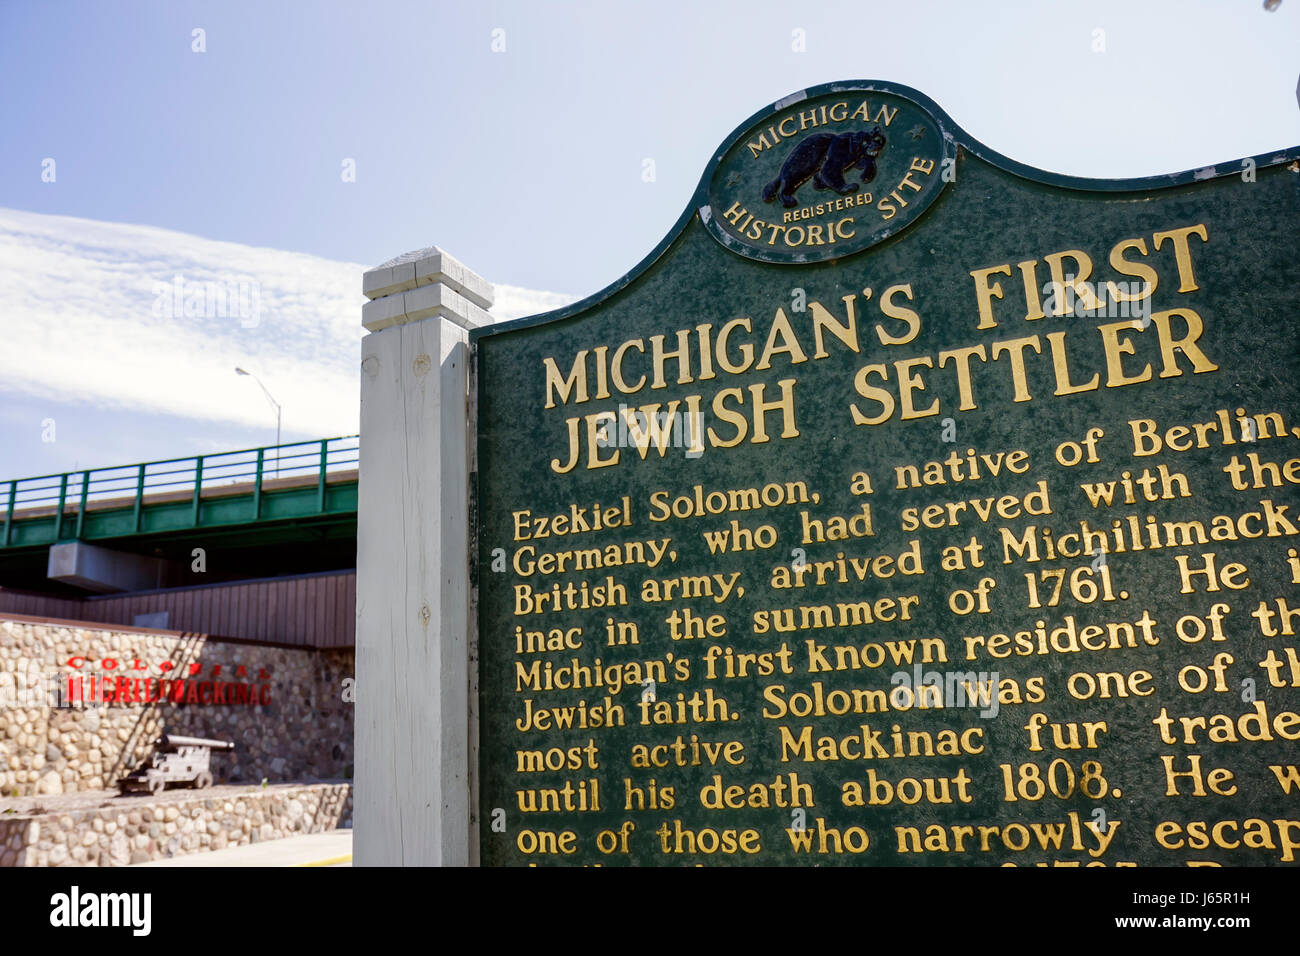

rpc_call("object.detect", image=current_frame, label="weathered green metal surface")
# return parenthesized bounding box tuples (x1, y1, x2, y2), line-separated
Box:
(0, 436, 359, 552)
(473, 81, 1300, 866)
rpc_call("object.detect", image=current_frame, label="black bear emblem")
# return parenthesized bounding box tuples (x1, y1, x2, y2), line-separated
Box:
(761, 127, 887, 208)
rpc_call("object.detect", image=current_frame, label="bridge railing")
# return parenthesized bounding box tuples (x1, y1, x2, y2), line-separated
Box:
(0, 435, 359, 545)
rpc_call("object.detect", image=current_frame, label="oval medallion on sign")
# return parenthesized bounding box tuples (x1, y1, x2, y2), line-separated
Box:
(704, 86, 952, 264)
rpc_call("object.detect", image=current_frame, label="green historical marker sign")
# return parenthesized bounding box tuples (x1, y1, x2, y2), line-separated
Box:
(472, 80, 1300, 866)
(704, 84, 953, 264)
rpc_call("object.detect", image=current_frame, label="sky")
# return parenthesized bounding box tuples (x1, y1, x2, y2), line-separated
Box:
(0, 0, 1297, 480)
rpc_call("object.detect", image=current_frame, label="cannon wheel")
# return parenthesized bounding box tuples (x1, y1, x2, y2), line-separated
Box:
(148, 777, 165, 796)
(193, 771, 214, 790)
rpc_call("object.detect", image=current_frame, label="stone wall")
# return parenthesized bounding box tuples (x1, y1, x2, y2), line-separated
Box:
(0, 616, 354, 796)
(0, 782, 351, 866)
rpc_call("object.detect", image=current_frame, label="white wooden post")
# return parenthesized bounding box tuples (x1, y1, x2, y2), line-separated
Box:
(355, 247, 491, 866)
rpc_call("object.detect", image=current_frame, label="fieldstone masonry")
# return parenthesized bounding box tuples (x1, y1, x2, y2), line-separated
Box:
(0, 616, 354, 797)
(0, 782, 351, 866)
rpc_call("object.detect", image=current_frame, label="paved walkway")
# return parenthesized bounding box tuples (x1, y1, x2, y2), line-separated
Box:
(132, 829, 352, 866)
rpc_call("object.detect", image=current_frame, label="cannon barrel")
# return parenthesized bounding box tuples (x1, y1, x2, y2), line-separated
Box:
(157, 734, 235, 752)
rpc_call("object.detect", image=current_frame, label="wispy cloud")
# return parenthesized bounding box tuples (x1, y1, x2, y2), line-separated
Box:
(0, 207, 575, 440)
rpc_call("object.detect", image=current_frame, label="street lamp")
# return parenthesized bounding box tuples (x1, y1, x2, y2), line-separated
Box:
(235, 367, 282, 476)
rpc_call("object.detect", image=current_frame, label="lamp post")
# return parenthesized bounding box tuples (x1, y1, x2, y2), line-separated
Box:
(235, 367, 282, 476)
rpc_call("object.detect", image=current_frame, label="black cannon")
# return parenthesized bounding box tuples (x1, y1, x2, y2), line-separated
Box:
(119, 734, 235, 795)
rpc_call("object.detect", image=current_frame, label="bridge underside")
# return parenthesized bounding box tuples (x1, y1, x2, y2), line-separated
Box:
(0, 515, 358, 596)
(0, 440, 358, 597)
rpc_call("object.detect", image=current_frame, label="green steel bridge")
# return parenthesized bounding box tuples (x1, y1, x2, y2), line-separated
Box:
(0, 437, 359, 593)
